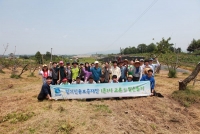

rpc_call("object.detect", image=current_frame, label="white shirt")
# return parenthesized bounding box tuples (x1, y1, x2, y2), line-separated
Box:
(71, 81, 84, 84)
(111, 66, 121, 80)
(86, 81, 96, 84)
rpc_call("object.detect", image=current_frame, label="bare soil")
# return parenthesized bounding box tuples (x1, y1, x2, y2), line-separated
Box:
(0, 69, 200, 134)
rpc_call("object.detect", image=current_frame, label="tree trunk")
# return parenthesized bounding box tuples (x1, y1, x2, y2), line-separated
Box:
(179, 62, 200, 90)
(155, 64, 161, 74)
(18, 64, 29, 77)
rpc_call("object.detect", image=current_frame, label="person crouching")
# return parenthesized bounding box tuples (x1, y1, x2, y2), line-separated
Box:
(60, 78, 70, 85)
(37, 76, 53, 101)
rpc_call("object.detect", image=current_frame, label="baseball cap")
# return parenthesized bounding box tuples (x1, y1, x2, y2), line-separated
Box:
(94, 61, 99, 64)
(59, 61, 64, 64)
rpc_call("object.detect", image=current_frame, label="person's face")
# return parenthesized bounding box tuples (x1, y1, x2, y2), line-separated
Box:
(128, 77, 132, 81)
(95, 63, 98, 68)
(91, 64, 94, 67)
(43, 66, 48, 70)
(89, 79, 93, 83)
(120, 63, 123, 67)
(113, 63, 117, 66)
(149, 60, 153, 64)
(60, 63, 64, 67)
(46, 79, 52, 85)
(130, 61, 134, 65)
(140, 61, 144, 65)
(80, 64, 84, 67)
(105, 62, 109, 67)
(76, 79, 80, 83)
(135, 63, 140, 67)
(63, 81, 67, 84)
(73, 64, 77, 67)
(85, 63, 89, 67)
(112, 78, 117, 82)
(148, 71, 153, 77)
(145, 62, 149, 66)
(100, 77, 105, 81)
(53, 63, 57, 67)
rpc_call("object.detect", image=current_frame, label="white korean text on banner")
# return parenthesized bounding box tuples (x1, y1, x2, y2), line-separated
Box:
(50, 81, 151, 99)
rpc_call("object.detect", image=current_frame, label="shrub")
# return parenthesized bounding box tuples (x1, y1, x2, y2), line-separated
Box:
(10, 74, 20, 79)
(168, 68, 177, 78)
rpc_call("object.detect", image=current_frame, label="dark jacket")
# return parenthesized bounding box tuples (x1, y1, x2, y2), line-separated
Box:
(37, 83, 51, 100)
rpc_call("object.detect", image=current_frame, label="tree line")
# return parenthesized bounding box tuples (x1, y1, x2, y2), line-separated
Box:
(120, 42, 181, 55)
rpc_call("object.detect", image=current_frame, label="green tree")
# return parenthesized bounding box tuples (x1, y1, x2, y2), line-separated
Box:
(44, 51, 51, 61)
(154, 37, 174, 56)
(35, 51, 42, 64)
(137, 44, 147, 53)
(147, 43, 156, 52)
(187, 39, 200, 53)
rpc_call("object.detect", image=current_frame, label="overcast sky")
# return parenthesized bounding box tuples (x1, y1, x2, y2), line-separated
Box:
(0, 0, 200, 55)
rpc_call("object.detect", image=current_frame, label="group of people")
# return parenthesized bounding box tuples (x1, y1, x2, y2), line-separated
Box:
(37, 57, 160, 100)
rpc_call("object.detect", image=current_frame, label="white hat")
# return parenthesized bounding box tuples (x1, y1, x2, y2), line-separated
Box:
(94, 61, 99, 64)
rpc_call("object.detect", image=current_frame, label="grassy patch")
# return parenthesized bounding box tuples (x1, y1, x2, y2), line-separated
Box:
(0, 69, 5, 73)
(172, 89, 200, 107)
(57, 120, 74, 134)
(93, 104, 112, 113)
(2, 112, 35, 124)
(27, 72, 36, 77)
(10, 74, 20, 79)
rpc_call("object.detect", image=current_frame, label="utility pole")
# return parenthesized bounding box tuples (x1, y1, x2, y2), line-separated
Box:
(51, 48, 52, 62)
(42, 54, 44, 64)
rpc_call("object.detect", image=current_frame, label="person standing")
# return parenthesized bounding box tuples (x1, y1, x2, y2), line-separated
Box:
(71, 61, 80, 82)
(85, 62, 90, 72)
(90, 61, 101, 83)
(57, 61, 67, 84)
(51, 62, 59, 85)
(101, 61, 112, 83)
(119, 61, 127, 82)
(128, 60, 134, 75)
(65, 62, 72, 83)
(132, 61, 142, 81)
(149, 58, 160, 76)
(39, 64, 51, 84)
(111, 60, 121, 82)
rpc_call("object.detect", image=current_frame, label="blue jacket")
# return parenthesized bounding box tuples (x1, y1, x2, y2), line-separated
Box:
(140, 75, 155, 90)
(90, 67, 101, 81)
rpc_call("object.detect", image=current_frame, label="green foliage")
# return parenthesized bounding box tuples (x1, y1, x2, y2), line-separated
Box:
(168, 68, 177, 78)
(154, 37, 174, 55)
(58, 121, 74, 134)
(187, 38, 200, 52)
(27, 72, 35, 77)
(172, 89, 200, 107)
(2, 112, 35, 124)
(147, 43, 156, 53)
(34, 51, 42, 64)
(10, 74, 20, 79)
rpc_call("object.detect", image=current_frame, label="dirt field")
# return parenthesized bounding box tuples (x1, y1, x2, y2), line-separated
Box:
(0, 69, 200, 134)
